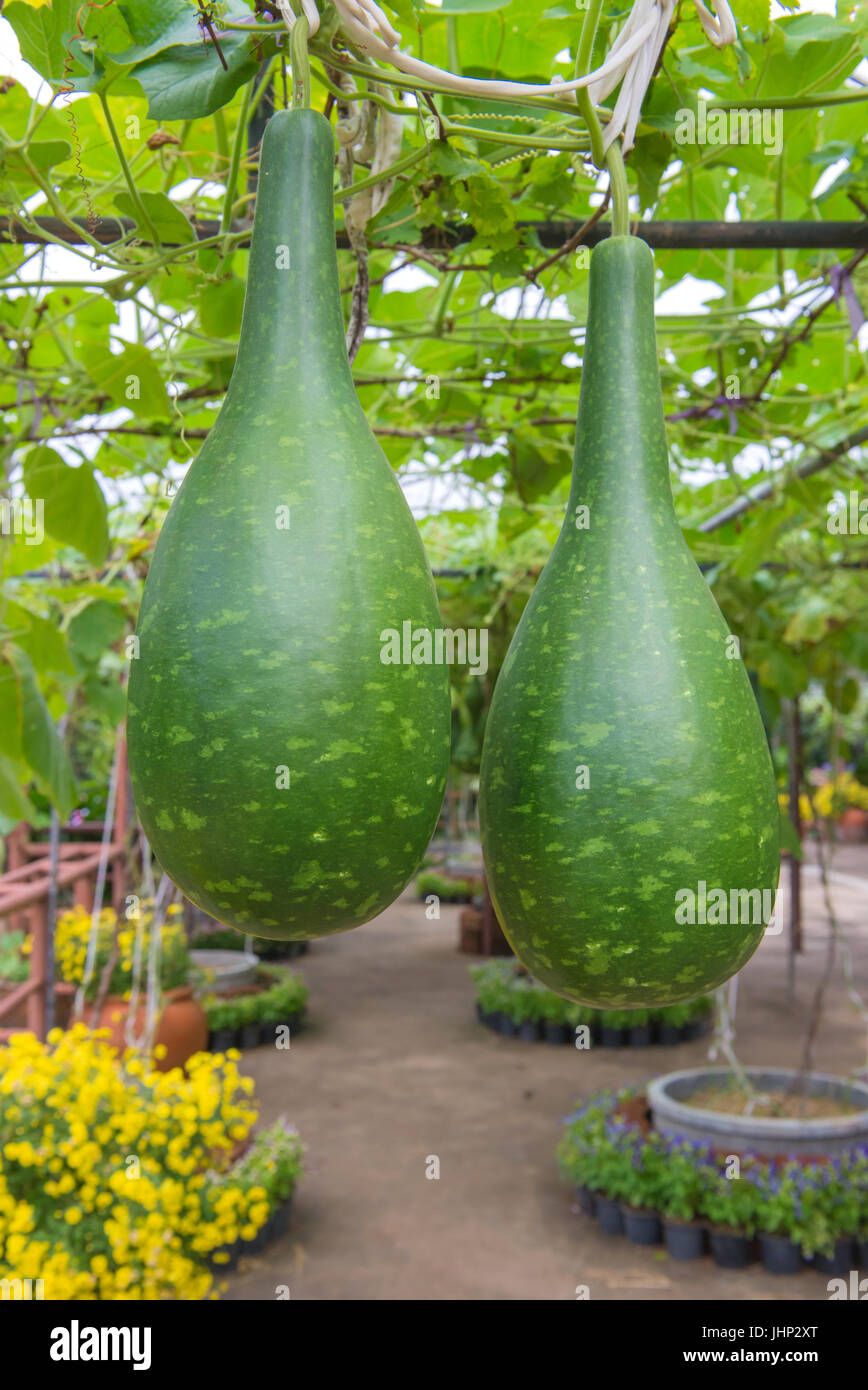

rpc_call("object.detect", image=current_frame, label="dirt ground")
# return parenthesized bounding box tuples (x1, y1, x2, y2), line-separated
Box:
(223, 845, 868, 1301)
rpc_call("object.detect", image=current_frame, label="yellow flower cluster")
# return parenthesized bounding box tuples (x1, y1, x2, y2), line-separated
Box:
(0, 1025, 268, 1300)
(779, 773, 868, 824)
(52, 903, 188, 999)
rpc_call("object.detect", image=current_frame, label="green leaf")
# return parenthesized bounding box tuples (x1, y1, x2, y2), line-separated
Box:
(0, 755, 32, 825)
(3, 0, 76, 83)
(115, 0, 249, 64)
(438, 0, 513, 11)
(2, 601, 76, 678)
(68, 601, 128, 663)
(132, 40, 261, 120)
(198, 277, 246, 337)
(0, 139, 72, 182)
(81, 342, 170, 420)
(113, 190, 195, 244)
(0, 665, 23, 763)
(21, 447, 109, 568)
(3, 646, 76, 820)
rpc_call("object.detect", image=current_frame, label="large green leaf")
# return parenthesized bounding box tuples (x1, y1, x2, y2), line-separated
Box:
(2, 646, 76, 820)
(68, 601, 128, 664)
(2, 601, 77, 678)
(80, 342, 169, 421)
(131, 39, 262, 121)
(113, 190, 195, 244)
(21, 447, 109, 568)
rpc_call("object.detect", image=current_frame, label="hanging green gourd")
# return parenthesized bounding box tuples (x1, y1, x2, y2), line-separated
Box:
(127, 51, 450, 940)
(479, 232, 780, 1007)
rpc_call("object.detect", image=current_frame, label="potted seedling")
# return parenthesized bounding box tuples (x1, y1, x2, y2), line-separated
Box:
(682, 995, 713, 1041)
(753, 1163, 805, 1275)
(656, 1001, 692, 1045)
(256, 968, 309, 1045)
(627, 1007, 652, 1047)
(235, 993, 263, 1050)
(207, 996, 242, 1052)
(542, 993, 571, 1046)
(599, 1009, 631, 1047)
(801, 1161, 859, 1275)
(618, 1136, 664, 1246)
(697, 1160, 759, 1269)
(651, 1138, 709, 1261)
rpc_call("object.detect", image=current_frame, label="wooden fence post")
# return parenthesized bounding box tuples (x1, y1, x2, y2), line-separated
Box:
(26, 898, 47, 1039)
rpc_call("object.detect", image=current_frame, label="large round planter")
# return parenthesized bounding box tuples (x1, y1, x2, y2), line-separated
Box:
(190, 949, 259, 993)
(95, 987, 208, 1070)
(647, 1067, 868, 1158)
(664, 1219, 706, 1261)
(759, 1233, 803, 1275)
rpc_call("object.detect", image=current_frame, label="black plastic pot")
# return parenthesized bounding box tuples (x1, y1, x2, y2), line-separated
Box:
(859, 1238, 868, 1270)
(594, 1195, 624, 1236)
(664, 1219, 706, 1261)
(600, 1026, 624, 1048)
(544, 1021, 570, 1046)
(622, 1205, 662, 1246)
(209, 1027, 236, 1052)
(240, 1023, 261, 1050)
(710, 1228, 752, 1269)
(628, 1025, 652, 1047)
(485, 1011, 503, 1033)
(269, 1198, 293, 1241)
(759, 1233, 803, 1275)
(682, 1017, 706, 1042)
(498, 1015, 519, 1038)
(247, 1213, 274, 1254)
(575, 1187, 596, 1218)
(475, 1001, 484, 1023)
(658, 1024, 683, 1046)
(518, 1019, 540, 1043)
(813, 1238, 857, 1276)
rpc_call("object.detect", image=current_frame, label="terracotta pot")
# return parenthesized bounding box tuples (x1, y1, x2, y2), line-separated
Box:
(838, 808, 868, 843)
(94, 986, 208, 1071)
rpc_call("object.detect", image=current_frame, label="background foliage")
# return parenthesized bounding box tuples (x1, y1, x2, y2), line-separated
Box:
(0, 0, 866, 827)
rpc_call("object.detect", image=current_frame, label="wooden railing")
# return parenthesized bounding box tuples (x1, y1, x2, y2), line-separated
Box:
(0, 741, 130, 1040)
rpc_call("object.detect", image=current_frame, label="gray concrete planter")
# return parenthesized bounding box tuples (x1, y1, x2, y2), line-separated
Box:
(191, 949, 259, 993)
(647, 1067, 868, 1158)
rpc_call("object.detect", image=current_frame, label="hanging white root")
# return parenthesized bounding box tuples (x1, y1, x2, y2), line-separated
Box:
(370, 96, 403, 217)
(276, 0, 321, 39)
(326, 0, 739, 154)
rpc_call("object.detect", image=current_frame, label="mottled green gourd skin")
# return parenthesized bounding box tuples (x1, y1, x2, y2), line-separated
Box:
(479, 237, 779, 1007)
(127, 110, 450, 940)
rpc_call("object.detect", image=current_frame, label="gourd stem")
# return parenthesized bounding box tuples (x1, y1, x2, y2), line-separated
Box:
(291, 15, 312, 109)
(574, 0, 605, 170)
(606, 144, 630, 238)
(574, 0, 629, 238)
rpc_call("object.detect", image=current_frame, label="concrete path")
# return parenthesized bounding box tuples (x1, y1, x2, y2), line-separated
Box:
(223, 848, 868, 1301)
